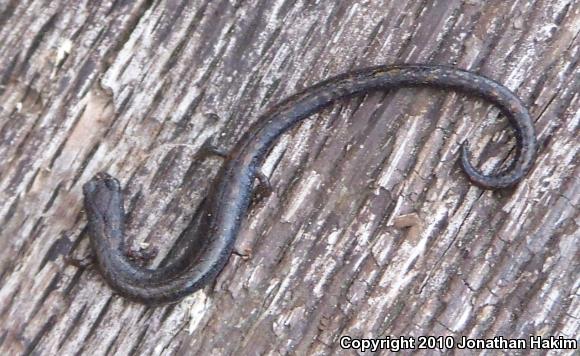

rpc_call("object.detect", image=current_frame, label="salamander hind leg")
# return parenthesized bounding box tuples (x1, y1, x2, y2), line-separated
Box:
(252, 171, 273, 204)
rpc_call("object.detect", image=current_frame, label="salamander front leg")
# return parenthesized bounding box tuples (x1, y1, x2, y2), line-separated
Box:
(65, 252, 94, 269)
(252, 171, 273, 203)
(198, 141, 228, 160)
(125, 245, 159, 266)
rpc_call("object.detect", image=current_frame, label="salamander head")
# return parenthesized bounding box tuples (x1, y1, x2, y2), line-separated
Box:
(83, 172, 124, 227)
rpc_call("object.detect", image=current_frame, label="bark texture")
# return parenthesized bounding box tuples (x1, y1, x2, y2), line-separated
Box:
(0, 0, 578, 355)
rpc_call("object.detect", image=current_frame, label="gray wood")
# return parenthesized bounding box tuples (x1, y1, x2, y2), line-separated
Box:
(0, 0, 578, 355)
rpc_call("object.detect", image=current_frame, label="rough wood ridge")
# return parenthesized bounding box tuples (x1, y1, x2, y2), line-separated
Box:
(0, 1, 578, 355)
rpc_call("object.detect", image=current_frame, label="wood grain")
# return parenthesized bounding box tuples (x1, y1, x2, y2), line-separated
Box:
(0, 0, 578, 355)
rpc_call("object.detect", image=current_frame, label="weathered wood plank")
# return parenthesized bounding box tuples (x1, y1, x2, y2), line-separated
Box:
(0, 0, 578, 355)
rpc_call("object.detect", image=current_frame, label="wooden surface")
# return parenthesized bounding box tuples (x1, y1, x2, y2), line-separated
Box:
(0, 0, 578, 355)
